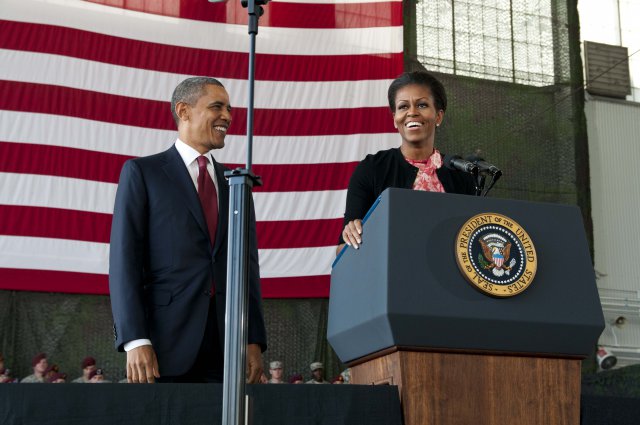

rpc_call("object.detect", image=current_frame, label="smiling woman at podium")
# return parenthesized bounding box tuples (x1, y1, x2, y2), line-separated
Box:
(338, 71, 476, 253)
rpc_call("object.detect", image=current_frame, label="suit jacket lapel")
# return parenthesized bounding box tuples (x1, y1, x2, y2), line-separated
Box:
(212, 158, 228, 256)
(161, 145, 210, 241)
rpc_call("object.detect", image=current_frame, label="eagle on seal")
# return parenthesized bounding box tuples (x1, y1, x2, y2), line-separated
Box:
(480, 238, 512, 276)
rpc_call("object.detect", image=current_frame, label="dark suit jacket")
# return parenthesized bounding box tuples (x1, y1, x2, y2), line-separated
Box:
(109, 145, 267, 377)
(339, 147, 476, 244)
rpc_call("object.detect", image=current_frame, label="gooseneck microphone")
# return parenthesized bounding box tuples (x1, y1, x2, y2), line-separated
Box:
(466, 154, 502, 179)
(465, 154, 502, 197)
(443, 154, 479, 174)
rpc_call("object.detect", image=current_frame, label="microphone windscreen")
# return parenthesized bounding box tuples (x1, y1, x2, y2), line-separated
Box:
(442, 154, 461, 170)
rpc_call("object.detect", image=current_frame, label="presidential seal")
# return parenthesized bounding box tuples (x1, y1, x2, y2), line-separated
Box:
(455, 213, 537, 297)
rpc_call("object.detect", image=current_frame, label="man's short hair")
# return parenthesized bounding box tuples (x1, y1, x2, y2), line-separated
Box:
(171, 77, 224, 127)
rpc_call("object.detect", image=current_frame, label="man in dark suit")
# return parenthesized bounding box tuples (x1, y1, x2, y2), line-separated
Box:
(109, 77, 267, 383)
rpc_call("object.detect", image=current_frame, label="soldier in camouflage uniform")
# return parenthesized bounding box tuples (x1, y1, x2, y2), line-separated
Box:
(71, 356, 97, 383)
(267, 361, 285, 384)
(20, 353, 48, 383)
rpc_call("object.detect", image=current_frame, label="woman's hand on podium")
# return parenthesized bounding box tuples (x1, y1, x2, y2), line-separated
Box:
(342, 219, 363, 250)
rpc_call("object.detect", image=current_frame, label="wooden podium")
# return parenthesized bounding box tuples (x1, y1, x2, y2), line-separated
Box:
(328, 189, 604, 425)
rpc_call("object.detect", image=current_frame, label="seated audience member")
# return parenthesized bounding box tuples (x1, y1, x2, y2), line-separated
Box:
(340, 368, 351, 384)
(21, 352, 49, 383)
(268, 361, 285, 384)
(259, 372, 269, 384)
(288, 374, 304, 384)
(88, 368, 108, 383)
(306, 362, 329, 384)
(72, 356, 97, 383)
(47, 372, 67, 383)
(44, 364, 60, 381)
(331, 375, 344, 384)
(0, 353, 17, 383)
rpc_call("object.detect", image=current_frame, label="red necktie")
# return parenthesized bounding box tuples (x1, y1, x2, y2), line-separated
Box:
(196, 155, 218, 248)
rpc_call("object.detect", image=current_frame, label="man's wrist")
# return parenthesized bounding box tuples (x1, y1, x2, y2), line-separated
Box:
(124, 339, 152, 351)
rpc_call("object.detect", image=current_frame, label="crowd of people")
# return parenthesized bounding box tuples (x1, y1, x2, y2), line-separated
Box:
(0, 352, 110, 384)
(0, 352, 348, 385)
(260, 361, 349, 385)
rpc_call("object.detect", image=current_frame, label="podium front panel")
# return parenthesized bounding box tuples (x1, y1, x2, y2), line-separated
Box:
(328, 188, 604, 363)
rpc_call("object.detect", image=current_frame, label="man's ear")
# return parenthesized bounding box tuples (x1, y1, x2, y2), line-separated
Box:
(175, 102, 189, 122)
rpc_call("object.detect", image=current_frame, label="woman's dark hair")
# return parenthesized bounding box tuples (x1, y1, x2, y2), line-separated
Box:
(387, 71, 447, 113)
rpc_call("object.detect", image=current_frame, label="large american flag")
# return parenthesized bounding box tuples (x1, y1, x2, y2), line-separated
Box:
(0, 0, 403, 297)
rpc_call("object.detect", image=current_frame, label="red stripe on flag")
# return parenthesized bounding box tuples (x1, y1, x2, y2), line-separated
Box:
(0, 268, 330, 297)
(0, 80, 173, 130)
(0, 205, 113, 243)
(257, 219, 343, 249)
(260, 275, 330, 298)
(226, 162, 358, 192)
(0, 81, 396, 135)
(0, 142, 358, 191)
(0, 268, 109, 294)
(0, 205, 343, 249)
(84, 0, 403, 29)
(0, 20, 403, 82)
(0, 142, 132, 184)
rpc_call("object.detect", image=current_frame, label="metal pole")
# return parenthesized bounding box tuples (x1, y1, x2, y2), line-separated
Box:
(222, 170, 255, 425)
(246, 22, 257, 171)
(221, 0, 268, 424)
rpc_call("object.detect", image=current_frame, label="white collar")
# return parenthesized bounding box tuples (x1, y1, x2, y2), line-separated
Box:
(174, 138, 213, 167)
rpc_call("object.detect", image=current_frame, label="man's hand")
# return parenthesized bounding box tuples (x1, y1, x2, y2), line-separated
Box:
(127, 345, 160, 383)
(246, 344, 263, 384)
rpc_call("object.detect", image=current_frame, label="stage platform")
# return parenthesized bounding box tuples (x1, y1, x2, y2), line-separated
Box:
(2, 382, 638, 424)
(0, 383, 402, 425)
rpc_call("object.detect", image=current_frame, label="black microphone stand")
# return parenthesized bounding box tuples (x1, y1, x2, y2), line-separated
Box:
(475, 174, 485, 196)
(481, 171, 501, 197)
(221, 1, 269, 424)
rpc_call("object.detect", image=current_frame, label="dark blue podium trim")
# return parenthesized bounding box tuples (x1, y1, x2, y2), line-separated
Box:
(332, 195, 383, 268)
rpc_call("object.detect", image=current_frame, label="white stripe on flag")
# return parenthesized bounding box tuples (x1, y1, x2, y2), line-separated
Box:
(0, 173, 118, 214)
(3, 0, 403, 55)
(0, 173, 348, 221)
(259, 246, 336, 277)
(0, 49, 393, 109)
(0, 235, 335, 277)
(0, 111, 399, 164)
(0, 235, 110, 274)
(253, 190, 347, 221)
(0, 111, 175, 158)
